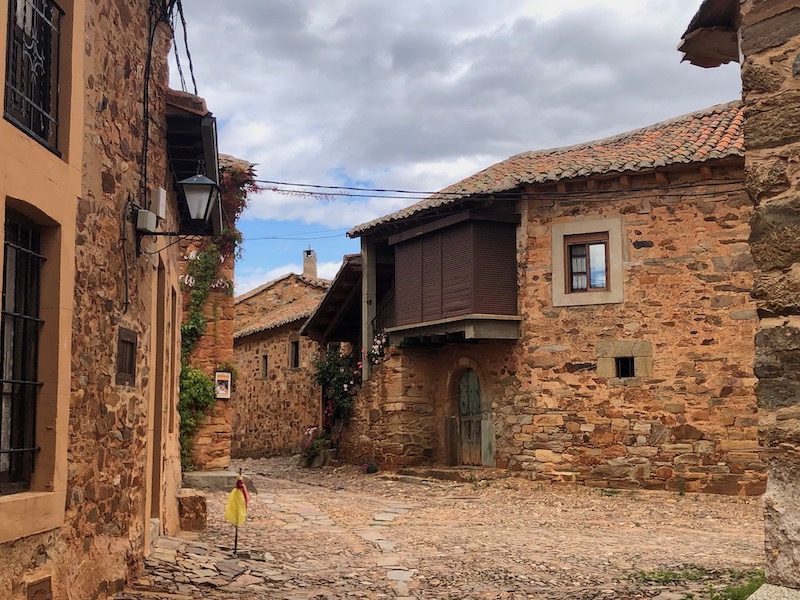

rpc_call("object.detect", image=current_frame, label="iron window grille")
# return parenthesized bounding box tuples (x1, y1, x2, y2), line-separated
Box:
(0, 211, 43, 494)
(615, 356, 636, 378)
(4, 0, 63, 152)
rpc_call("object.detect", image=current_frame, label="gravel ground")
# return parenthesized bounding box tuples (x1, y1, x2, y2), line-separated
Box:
(119, 456, 765, 600)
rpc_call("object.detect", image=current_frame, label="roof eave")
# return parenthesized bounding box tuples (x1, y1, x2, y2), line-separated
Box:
(679, 0, 740, 67)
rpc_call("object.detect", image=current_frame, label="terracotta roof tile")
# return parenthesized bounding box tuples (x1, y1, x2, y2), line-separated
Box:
(349, 101, 743, 237)
(234, 295, 322, 339)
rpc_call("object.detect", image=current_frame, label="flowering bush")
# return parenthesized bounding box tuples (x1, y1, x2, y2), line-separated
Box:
(302, 426, 328, 464)
(366, 332, 388, 365)
(362, 462, 379, 474)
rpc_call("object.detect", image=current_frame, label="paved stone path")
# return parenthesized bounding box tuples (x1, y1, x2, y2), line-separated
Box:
(117, 457, 765, 599)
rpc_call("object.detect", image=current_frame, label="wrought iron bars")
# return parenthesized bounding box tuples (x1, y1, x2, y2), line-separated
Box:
(0, 212, 43, 493)
(4, 0, 63, 152)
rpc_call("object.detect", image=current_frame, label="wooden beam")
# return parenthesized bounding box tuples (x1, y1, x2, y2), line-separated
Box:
(700, 166, 714, 180)
(655, 172, 670, 186)
(323, 277, 361, 340)
(619, 175, 631, 189)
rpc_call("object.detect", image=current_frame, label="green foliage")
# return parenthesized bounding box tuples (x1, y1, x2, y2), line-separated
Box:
(216, 359, 239, 387)
(180, 245, 221, 361)
(709, 570, 764, 600)
(178, 364, 216, 470)
(630, 566, 708, 585)
(311, 346, 360, 427)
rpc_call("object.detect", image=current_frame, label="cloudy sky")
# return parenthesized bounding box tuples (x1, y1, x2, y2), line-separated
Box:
(172, 0, 741, 294)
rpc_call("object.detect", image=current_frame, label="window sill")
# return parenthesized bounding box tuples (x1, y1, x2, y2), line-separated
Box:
(0, 489, 65, 543)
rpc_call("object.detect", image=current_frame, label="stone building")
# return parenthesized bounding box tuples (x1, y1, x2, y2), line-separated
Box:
(232, 250, 329, 456)
(0, 1, 221, 598)
(339, 101, 766, 495)
(680, 0, 800, 594)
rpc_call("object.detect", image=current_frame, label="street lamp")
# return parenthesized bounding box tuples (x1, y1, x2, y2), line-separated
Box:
(134, 160, 220, 254)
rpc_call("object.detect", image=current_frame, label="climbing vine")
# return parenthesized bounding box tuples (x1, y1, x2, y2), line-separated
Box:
(309, 347, 362, 461)
(178, 157, 261, 470)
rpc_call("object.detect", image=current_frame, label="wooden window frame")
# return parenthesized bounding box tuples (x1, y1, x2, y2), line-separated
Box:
(260, 354, 268, 379)
(115, 327, 137, 386)
(564, 232, 609, 294)
(289, 339, 300, 369)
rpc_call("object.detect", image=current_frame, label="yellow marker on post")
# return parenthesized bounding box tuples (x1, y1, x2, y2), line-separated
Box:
(224, 470, 249, 553)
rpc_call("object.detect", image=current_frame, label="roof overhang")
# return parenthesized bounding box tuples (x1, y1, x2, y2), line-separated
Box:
(678, 0, 739, 67)
(387, 314, 522, 347)
(301, 255, 363, 343)
(166, 90, 222, 236)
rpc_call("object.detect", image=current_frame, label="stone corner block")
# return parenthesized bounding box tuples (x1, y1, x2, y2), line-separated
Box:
(177, 488, 207, 532)
(747, 584, 800, 600)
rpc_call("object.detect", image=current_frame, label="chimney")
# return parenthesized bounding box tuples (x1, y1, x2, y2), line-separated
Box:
(303, 248, 317, 279)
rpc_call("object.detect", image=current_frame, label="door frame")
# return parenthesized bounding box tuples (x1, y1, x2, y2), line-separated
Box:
(446, 357, 495, 467)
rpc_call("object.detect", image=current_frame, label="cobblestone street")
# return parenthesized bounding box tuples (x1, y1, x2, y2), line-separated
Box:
(118, 458, 764, 600)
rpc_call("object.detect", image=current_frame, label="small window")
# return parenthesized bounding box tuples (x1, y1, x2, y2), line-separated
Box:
(565, 233, 608, 292)
(116, 327, 137, 386)
(4, 0, 64, 151)
(289, 340, 300, 369)
(260, 354, 268, 378)
(615, 356, 635, 378)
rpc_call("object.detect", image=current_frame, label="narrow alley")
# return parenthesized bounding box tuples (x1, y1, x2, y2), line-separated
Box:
(118, 458, 764, 600)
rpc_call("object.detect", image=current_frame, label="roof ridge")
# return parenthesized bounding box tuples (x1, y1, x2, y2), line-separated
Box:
(510, 100, 742, 162)
(235, 272, 330, 304)
(349, 101, 743, 237)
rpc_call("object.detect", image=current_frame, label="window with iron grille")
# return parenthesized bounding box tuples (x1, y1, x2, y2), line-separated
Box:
(4, 0, 63, 152)
(0, 210, 43, 493)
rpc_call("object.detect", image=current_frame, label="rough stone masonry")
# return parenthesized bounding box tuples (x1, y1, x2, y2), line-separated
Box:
(740, 0, 800, 590)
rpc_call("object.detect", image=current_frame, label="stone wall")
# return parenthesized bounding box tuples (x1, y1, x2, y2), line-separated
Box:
(0, 3, 185, 599)
(181, 243, 236, 470)
(739, 0, 800, 588)
(235, 273, 328, 332)
(232, 324, 323, 457)
(345, 163, 766, 495)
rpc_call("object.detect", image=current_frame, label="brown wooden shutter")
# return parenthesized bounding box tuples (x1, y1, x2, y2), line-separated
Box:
(421, 235, 442, 321)
(474, 222, 517, 315)
(441, 223, 473, 317)
(395, 239, 423, 325)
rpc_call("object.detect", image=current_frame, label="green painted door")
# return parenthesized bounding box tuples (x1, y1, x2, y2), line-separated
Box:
(459, 369, 481, 466)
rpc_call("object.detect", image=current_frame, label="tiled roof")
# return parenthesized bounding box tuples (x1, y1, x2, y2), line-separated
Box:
(234, 273, 330, 305)
(234, 295, 322, 339)
(349, 101, 744, 237)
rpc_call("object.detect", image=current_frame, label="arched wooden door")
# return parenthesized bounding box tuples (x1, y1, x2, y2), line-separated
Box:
(459, 369, 482, 465)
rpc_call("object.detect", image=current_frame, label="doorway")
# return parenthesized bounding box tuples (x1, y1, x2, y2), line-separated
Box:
(459, 369, 481, 465)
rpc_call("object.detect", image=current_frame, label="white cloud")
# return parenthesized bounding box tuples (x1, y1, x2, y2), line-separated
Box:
(173, 1, 740, 274)
(234, 259, 345, 296)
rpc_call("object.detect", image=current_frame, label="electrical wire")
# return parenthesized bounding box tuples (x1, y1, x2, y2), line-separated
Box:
(176, 0, 198, 96)
(255, 177, 741, 199)
(121, 199, 131, 313)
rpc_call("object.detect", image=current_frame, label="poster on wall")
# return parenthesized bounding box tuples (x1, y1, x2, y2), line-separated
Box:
(215, 371, 231, 399)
